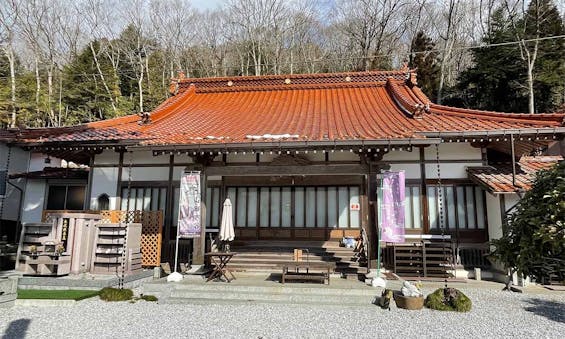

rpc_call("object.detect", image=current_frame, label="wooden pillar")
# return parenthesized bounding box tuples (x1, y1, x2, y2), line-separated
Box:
(419, 146, 430, 234)
(84, 154, 95, 210)
(191, 164, 207, 265)
(188, 154, 214, 266)
(115, 150, 124, 210)
(163, 154, 175, 261)
(365, 151, 389, 269)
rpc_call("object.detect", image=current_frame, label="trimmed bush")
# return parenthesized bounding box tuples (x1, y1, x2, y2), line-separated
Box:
(99, 287, 133, 302)
(425, 288, 472, 312)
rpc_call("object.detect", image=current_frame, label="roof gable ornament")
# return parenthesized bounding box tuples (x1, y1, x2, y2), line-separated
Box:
(407, 70, 418, 86)
(138, 112, 151, 125)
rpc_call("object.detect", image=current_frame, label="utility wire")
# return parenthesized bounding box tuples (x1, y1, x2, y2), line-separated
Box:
(0, 34, 563, 80)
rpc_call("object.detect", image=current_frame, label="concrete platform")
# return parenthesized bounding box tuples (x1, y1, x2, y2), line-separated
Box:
(16, 270, 153, 290)
(0, 277, 18, 308)
(142, 272, 476, 306)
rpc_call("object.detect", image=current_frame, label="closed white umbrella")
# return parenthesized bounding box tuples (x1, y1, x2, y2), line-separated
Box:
(219, 198, 235, 242)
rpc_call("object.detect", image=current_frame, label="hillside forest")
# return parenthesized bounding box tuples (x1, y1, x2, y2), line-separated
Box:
(0, 0, 564, 128)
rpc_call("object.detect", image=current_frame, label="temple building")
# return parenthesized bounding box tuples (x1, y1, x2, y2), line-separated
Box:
(1, 69, 564, 278)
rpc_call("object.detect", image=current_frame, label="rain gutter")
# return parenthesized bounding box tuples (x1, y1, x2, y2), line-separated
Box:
(420, 127, 565, 139)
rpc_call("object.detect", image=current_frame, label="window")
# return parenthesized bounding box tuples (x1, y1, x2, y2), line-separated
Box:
(226, 186, 361, 228)
(427, 184, 485, 230)
(121, 187, 167, 212)
(46, 185, 86, 210)
(404, 185, 422, 229)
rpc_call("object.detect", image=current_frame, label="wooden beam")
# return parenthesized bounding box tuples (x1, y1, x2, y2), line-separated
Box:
(205, 164, 369, 176)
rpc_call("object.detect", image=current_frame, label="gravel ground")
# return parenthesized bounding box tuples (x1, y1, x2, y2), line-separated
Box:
(1, 287, 564, 339)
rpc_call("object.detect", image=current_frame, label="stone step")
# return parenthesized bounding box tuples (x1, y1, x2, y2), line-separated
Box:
(164, 289, 375, 306)
(233, 247, 359, 254)
(169, 282, 375, 295)
(230, 254, 359, 261)
(229, 257, 363, 265)
(232, 240, 344, 247)
(228, 265, 367, 275)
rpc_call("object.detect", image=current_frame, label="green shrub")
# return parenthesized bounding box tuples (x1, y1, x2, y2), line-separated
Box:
(140, 294, 158, 302)
(425, 288, 472, 312)
(99, 287, 133, 302)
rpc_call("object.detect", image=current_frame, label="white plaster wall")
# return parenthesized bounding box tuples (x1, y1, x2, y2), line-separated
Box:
(382, 149, 419, 161)
(93, 150, 120, 165)
(29, 152, 61, 171)
(425, 162, 484, 179)
(173, 154, 195, 164)
(302, 152, 325, 162)
(424, 143, 482, 161)
(388, 164, 421, 179)
(1, 145, 30, 221)
(328, 151, 359, 162)
(90, 167, 119, 210)
(486, 193, 503, 242)
(127, 150, 171, 164)
(486, 192, 521, 243)
(121, 166, 169, 182)
(21, 180, 46, 223)
(504, 195, 520, 212)
(227, 153, 256, 163)
(173, 166, 187, 180)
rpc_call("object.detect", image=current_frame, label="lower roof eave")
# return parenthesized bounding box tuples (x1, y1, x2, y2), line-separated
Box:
(421, 127, 565, 140)
(130, 137, 442, 152)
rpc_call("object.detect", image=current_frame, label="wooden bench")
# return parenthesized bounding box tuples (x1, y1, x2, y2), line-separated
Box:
(279, 262, 336, 285)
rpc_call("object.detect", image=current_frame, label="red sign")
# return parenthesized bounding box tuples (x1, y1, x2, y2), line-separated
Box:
(350, 203, 360, 211)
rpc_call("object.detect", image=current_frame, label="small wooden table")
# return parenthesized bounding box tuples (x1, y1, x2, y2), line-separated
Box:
(205, 252, 236, 282)
(279, 262, 336, 285)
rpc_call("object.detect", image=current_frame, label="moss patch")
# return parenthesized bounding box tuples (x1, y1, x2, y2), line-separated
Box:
(425, 288, 472, 312)
(17, 289, 99, 301)
(99, 287, 133, 302)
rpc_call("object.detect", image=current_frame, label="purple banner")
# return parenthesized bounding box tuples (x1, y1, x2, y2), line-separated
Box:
(379, 171, 405, 243)
(178, 172, 201, 238)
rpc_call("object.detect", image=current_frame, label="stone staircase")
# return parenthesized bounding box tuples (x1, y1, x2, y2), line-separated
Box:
(228, 241, 367, 278)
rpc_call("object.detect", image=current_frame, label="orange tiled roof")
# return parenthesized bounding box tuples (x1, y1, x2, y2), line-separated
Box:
(467, 156, 563, 193)
(13, 70, 565, 148)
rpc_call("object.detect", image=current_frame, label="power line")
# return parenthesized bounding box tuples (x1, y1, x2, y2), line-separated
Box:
(0, 34, 563, 80)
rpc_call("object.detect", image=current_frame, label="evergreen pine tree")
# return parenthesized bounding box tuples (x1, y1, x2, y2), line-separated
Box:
(524, 0, 565, 113)
(409, 31, 440, 101)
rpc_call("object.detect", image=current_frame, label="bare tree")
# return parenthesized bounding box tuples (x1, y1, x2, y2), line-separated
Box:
(333, 0, 409, 70)
(0, 0, 19, 127)
(226, 0, 288, 75)
(503, 0, 554, 114)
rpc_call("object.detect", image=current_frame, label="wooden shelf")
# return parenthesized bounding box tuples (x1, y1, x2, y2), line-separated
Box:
(91, 223, 142, 275)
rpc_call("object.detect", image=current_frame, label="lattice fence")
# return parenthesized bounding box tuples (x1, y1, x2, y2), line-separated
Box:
(42, 210, 163, 267)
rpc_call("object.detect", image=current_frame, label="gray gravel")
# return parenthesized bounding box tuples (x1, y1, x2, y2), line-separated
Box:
(1, 287, 564, 339)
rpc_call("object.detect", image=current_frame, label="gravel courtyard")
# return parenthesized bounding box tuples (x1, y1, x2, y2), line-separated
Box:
(1, 286, 564, 339)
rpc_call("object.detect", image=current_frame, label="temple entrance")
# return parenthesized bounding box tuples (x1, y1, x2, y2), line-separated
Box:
(230, 185, 362, 240)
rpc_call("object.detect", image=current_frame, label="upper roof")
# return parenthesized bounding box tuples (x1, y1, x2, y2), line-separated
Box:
(8, 69, 565, 150)
(467, 156, 563, 194)
(9, 167, 89, 180)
